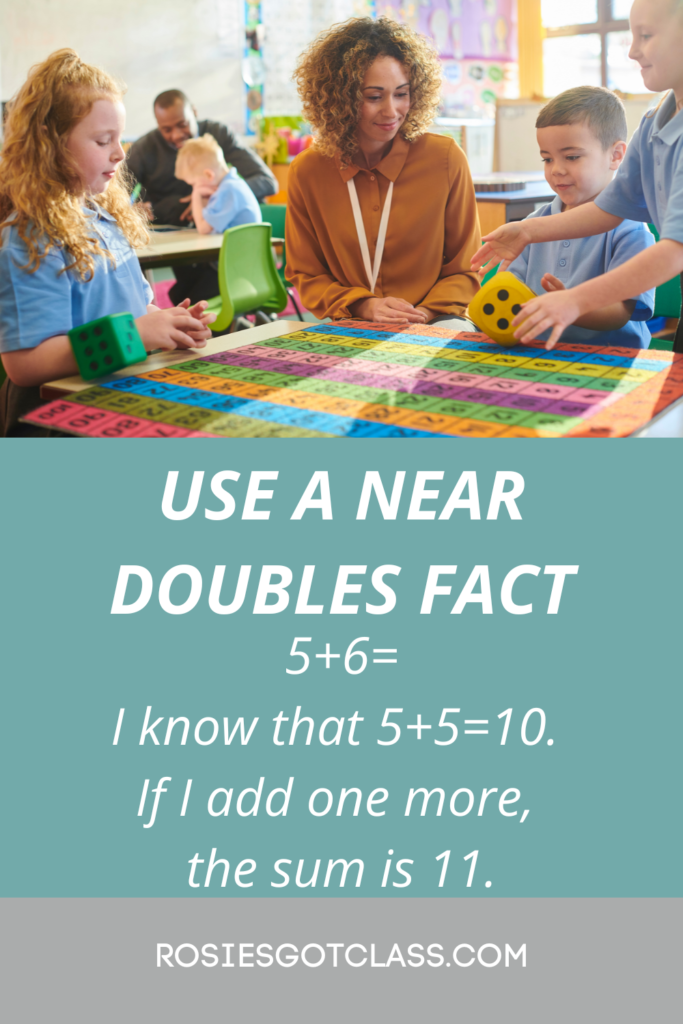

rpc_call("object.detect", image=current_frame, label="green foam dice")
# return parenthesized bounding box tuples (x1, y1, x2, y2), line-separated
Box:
(68, 313, 147, 381)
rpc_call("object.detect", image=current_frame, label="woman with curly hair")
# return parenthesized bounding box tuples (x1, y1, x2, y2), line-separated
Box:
(0, 49, 214, 434)
(285, 17, 481, 326)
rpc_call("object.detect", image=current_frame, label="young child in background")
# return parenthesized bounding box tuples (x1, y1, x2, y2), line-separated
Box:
(472, 0, 683, 351)
(174, 135, 262, 235)
(506, 86, 655, 348)
(0, 49, 214, 435)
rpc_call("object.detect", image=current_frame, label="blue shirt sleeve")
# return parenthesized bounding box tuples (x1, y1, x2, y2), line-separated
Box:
(0, 232, 74, 352)
(141, 273, 154, 306)
(203, 170, 262, 233)
(595, 122, 651, 224)
(203, 180, 241, 234)
(658, 150, 683, 245)
(0, 215, 154, 353)
(606, 220, 656, 319)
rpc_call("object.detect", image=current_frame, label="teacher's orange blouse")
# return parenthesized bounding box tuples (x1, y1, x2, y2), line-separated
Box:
(284, 132, 481, 320)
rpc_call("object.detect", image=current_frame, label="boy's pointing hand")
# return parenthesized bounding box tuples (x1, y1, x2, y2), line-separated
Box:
(470, 222, 531, 273)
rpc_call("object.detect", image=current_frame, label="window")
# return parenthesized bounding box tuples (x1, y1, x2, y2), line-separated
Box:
(542, 0, 643, 94)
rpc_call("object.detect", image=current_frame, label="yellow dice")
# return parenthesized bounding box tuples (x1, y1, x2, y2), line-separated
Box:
(468, 271, 537, 347)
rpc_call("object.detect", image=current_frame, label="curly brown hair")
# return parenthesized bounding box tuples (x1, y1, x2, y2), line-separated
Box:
(0, 49, 148, 280)
(294, 17, 442, 165)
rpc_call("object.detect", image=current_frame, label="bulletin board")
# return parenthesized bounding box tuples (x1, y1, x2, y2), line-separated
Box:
(377, 0, 517, 61)
(377, 0, 518, 119)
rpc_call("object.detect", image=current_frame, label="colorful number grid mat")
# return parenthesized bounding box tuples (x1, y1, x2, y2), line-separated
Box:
(23, 321, 683, 438)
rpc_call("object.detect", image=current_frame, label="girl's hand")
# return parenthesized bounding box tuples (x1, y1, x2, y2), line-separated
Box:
(135, 307, 211, 350)
(470, 222, 532, 274)
(541, 273, 566, 293)
(174, 298, 217, 340)
(512, 290, 583, 349)
(351, 296, 429, 324)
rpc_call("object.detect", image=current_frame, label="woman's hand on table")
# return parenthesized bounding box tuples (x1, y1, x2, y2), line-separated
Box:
(471, 221, 532, 274)
(135, 305, 213, 351)
(350, 296, 430, 324)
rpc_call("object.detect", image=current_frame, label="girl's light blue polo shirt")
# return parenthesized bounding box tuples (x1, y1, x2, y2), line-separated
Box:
(0, 204, 153, 353)
(595, 91, 683, 241)
(507, 195, 655, 348)
(202, 167, 262, 234)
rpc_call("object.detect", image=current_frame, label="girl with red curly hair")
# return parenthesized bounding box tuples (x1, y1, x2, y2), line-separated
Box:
(285, 17, 481, 326)
(0, 49, 214, 434)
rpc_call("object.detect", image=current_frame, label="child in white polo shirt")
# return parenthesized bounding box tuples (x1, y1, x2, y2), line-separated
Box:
(506, 85, 655, 348)
(175, 135, 262, 236)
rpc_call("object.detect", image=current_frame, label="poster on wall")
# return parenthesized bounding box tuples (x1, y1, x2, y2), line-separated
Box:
(378, 0, 518, 119)
(377, 0, 517, 60)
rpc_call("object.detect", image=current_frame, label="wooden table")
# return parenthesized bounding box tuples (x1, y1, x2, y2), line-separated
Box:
(136, 227, 285, 287)
(40, 319, 303, 401)
(136, 228, 223, 271)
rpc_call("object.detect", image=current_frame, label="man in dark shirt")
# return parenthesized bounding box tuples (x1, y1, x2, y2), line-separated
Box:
(126, 89, 277, 304)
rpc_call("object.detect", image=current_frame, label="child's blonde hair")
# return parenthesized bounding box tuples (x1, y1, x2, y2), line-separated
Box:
(175, 134, 228, 179)
(0, 48, 148, 280)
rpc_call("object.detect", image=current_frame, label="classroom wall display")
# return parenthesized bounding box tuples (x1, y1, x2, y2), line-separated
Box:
(378, 0, 517, 61)
(375, 0, 519, 120)
(259, 0, 518, 124)
(441, 57, 517, 119)
(244, 0, 265, 134)
(0, 441, 681, 1022)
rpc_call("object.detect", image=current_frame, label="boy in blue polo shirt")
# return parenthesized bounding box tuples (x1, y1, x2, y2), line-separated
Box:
(472, 0, 683, 350)
(506, 85, 655, 348)
(175, 134, 262, 235)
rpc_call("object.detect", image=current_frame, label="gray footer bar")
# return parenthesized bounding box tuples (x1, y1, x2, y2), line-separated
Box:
(1, 898, 680, 1022)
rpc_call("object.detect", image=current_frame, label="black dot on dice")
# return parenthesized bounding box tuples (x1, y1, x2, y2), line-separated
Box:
(483, 303, 495, 315)
(511, 304, 522, 314)
(104, 355, 113, 366)
(497, 318, 509, 330)
(126, 344, 132, 354)
(497, 289, 509, 301)
(84, 345, 93, 356)
(94, 326, 103, 336)
(89, 361, 98, 371)
(80, 331, 88, 341)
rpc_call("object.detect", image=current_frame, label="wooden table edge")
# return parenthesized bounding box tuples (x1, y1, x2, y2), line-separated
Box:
(40, 319, 306, 399)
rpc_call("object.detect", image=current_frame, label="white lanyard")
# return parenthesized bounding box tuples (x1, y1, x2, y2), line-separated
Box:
(347, 176, 394, 293)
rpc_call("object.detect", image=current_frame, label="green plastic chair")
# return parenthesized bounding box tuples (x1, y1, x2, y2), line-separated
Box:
(259, 203, 305, 320)
(206, 222, 288, 333)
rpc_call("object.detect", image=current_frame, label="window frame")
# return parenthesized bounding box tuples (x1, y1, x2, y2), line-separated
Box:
(543, 0, 630, 89)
